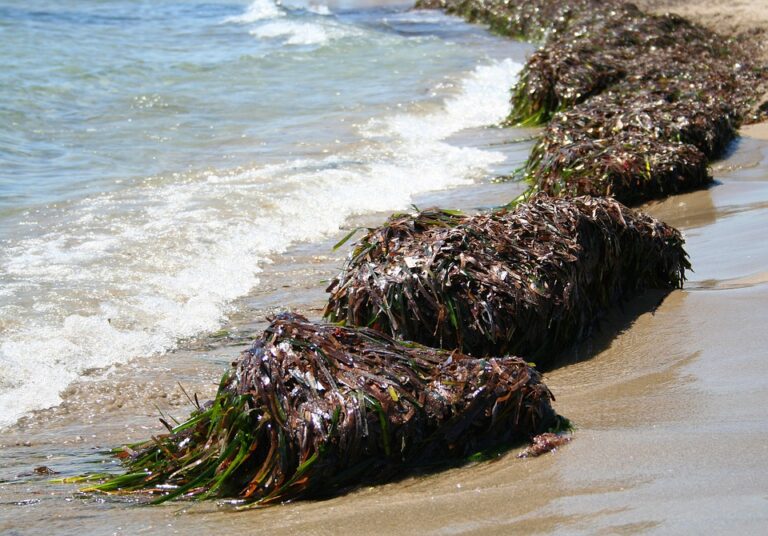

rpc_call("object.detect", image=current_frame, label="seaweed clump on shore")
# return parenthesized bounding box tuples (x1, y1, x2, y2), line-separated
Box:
(417, 0, 768, 204)
(416, 0, 606, 42)
(85, 314, 558, 505)
(325, 194, 689, 364)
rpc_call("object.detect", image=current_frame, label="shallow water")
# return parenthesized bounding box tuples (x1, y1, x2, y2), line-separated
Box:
(3, 1, 768, 534)
(3, 126, 768, 534)
(0, 0, 533, 427)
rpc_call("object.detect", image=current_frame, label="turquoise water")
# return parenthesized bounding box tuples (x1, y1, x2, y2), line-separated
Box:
(0, 0, 506, 213)
(0, 0, 530, 426)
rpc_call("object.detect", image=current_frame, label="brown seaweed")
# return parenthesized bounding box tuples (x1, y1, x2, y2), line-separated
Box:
(325, 194, 689, 364)
(83, 313, 558, 505)
(417, 0, 606, 43)
(417, 0, 768, 204)
(517, 432, 571, 458)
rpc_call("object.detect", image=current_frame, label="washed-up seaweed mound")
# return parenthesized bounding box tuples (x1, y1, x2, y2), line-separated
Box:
(417, 0, 607, 42)
(506, 5, 739, 126)
(527, 91, 722, 204)
(522, 40, 764, 203)
(417, 0, 768, 204)
(86, 313, 557, 505)
(325, 194, 689, 364)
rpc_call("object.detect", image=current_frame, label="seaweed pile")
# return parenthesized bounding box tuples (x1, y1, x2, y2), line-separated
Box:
(417, 0, 606, 42)
(325, 194, 689, 364)
(86, 313, 557, 505)
(78, 1, 724, 506)
(417, 0, 768, 204)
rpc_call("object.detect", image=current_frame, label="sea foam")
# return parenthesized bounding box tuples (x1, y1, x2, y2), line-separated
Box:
(223, 0, 284, 23)
(250, 17, 360, 46)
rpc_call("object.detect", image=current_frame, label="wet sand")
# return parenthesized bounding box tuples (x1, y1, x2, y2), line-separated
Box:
(4, 6, 768, 536)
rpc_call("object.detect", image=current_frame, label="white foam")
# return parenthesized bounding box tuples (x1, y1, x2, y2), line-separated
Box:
(223, 0, 284, 23)
(0, 58, 522, 428)
(250, 19, 359, 46)
(279, 0, 332, 15)
(366, 59, 521, 142)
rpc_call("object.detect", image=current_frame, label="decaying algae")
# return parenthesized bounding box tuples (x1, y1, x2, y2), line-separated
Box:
(85, 313, 558, 505)
(417, 0, 768, 204)
(325, 194, 689, 364)
(79, 1, 737, 506)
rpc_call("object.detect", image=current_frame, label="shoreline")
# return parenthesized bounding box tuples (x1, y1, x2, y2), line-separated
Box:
(5, 129, 767, 533)
(3, 1, 768, 533)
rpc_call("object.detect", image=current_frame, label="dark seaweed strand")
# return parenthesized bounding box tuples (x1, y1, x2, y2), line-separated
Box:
(416, 0, 768, 205)
(85, 313, 557, 505)
(325, 194, 689, 364)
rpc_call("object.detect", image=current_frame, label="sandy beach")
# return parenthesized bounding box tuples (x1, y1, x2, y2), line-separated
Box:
(2, 1, 768, 534)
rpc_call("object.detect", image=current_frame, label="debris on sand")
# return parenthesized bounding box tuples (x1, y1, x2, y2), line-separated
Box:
(84, 313, 559, 505)
(326, 194, 689, 364)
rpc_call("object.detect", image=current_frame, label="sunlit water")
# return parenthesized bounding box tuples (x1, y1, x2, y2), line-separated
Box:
(0, 0, 530, 427)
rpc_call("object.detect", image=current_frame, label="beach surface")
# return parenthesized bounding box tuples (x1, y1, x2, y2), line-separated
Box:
(2, 1, 768, 534)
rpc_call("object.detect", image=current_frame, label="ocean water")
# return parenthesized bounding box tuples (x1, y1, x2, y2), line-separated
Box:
(0, 0, 530, 428)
